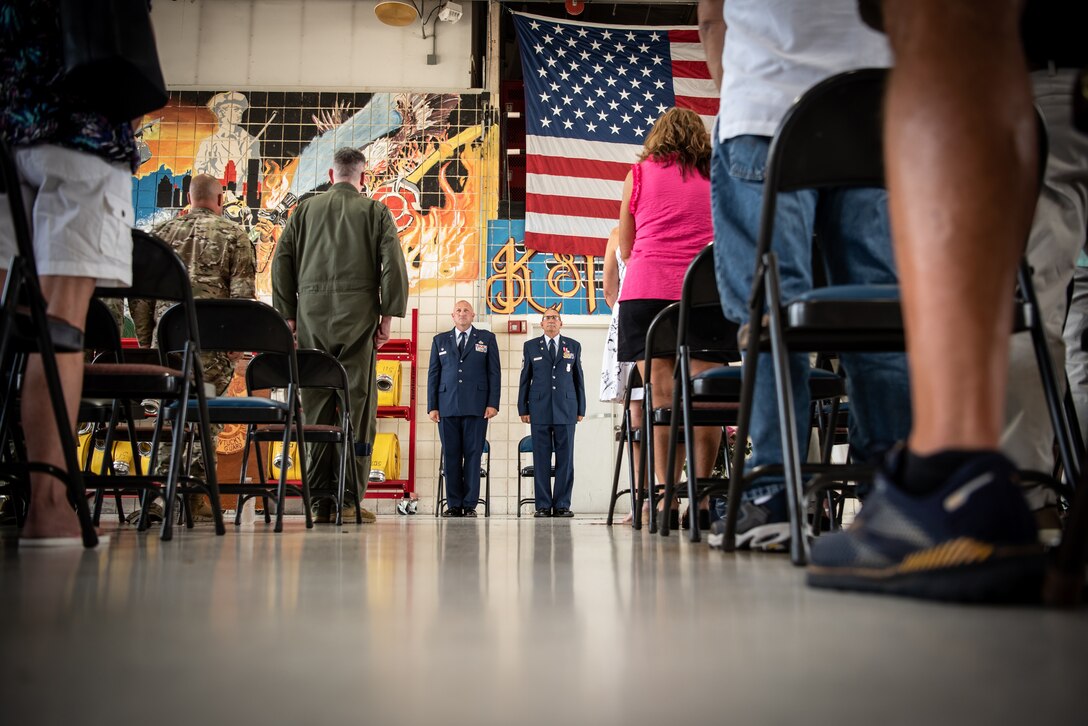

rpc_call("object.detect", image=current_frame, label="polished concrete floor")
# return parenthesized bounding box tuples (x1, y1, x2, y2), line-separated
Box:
(2, 516, 1087, 726)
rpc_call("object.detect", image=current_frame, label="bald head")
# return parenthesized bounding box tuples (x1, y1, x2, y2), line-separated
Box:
(189, 174, 223, 213)
(451, 299, 475, 331)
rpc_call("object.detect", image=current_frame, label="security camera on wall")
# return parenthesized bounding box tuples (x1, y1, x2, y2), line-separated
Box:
(438, 1, 462, 23)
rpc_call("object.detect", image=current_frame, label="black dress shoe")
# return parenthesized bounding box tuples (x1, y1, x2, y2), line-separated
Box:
(534, 508, 552, 518)
(463, 509, 478, 518)
(442, 507, 463, 517)
(554, 507, 574, 518)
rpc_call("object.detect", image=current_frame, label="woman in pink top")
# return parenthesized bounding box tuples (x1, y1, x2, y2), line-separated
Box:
(616, 108, 738, 529)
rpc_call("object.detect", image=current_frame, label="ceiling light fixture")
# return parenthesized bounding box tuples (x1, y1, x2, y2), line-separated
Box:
(374, 0, 419, 27)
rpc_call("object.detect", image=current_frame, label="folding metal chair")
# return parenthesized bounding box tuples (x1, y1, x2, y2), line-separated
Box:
(240, 348, 357, 526)
(721, 68, 1077, 565)
(435, 439, 490, 517)
(516, 435, 554, 516)
(159, 299, 312, 532)
(84, 230, 226, 540)
(657, 246, 846, 542)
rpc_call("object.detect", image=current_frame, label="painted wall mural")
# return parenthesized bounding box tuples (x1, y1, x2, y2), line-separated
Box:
(485, 220, 609, 316)
(132, 89, 497, 297)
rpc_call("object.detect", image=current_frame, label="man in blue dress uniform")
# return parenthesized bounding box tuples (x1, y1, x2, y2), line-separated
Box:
(428, 300, 500, 517)
(517, 307, 586, 517)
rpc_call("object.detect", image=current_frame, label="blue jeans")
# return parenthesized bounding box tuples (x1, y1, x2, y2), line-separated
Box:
(711, 135, 912, 503)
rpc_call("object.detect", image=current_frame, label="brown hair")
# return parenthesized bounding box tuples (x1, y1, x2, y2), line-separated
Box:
(638, 107, 711, 179)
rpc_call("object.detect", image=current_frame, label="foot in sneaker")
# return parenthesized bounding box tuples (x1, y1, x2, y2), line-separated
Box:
(806, 446, 1044, 602)
(707, 495, 790, 552)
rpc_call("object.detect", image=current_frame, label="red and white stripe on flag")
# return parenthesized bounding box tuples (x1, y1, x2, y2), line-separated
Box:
(515, 12, 720, 257)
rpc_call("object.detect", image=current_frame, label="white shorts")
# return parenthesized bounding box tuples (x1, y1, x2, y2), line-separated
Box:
(0, 144, 133, 287)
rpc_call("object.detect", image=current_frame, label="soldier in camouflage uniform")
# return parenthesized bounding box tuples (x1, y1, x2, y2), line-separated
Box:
(143, 173, 256, 522)
(273, 147, 408, 524)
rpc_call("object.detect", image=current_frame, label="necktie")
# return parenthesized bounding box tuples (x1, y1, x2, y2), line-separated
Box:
(549, 338, 557, 360)
(458, 332, 466, 356)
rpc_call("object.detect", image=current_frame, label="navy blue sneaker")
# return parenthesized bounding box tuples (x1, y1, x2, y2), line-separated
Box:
(707, 495, 790, 552)
(807, 447, 1044, 602)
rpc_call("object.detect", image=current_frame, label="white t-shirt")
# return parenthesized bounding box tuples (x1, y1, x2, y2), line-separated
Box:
(717, 0, 892, 142)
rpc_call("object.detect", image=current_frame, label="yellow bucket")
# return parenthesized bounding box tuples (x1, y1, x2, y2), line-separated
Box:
(376, 359, 401, 407)
(369, 432, 400, 482)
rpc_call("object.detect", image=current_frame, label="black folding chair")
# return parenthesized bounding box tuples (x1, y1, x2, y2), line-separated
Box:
(159, 299, 312, 533)
(81, 297, 148, 524)
(657, 246, 847, 542)
(435, 439, 490, 517)
(84, 230, 225, 540)
(721, 68, 1077, 565)
(241, 349, 357, 526)
(0, 139, 97, 546)
(516, 434, 554, 516)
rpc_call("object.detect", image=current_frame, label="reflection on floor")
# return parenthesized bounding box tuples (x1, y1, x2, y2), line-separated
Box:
(1, 517, 1086, 726)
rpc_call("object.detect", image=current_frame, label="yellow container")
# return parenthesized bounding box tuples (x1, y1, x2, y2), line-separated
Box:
(87, 438, 152, 476)
(376, 359, 402, 407)
(268, 441, 303, 482)
(369, 432, 400, 482)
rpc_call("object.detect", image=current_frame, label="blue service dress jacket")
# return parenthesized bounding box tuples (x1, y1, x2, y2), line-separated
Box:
(427, 327, 501, 416)
(517, 335, 586, 424)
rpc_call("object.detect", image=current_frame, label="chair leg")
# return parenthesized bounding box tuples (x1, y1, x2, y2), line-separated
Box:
(1020, 263, 1081, 484)
(484, 446, 491, 518)
(435, 446, 444, 518)
(633, 420, 648, 531)
(679, 349, 701, 543)
(607, 413, 626, 526)
(766, 257, 808, 565)
(644, 381, 658, 534)
(660, 360, 685, 539)
(723, 333, 760, 552)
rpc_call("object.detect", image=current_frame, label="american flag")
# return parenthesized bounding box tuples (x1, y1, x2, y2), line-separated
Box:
(512, 11, 717, 257)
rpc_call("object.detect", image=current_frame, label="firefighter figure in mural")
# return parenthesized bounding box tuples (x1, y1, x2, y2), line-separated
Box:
(195, 91, 263, 187)
(272, 147, 409, 524)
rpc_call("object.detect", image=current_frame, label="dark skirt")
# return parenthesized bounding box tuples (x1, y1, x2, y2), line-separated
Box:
(617, 298, 740, 364)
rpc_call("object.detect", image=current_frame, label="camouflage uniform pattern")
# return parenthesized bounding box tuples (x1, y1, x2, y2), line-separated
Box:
(150, 207, 256, 478)
(129, 298, 155, 347)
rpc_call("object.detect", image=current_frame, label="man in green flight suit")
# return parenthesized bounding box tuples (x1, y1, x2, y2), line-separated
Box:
(272, 147, 409, 523)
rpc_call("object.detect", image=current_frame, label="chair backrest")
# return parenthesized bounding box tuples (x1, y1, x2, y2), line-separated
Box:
(246, 349, 349, 392)
(159, 299, 294, 356)
(83, 298, 123, 356)
(766, 68, 887, 196)
(518, 435, 534, 453)
(95, 230, 194, 303)
(759, 67, 1046, 253)
(676, 245, 741, 359)
(642, 301, 681, 394)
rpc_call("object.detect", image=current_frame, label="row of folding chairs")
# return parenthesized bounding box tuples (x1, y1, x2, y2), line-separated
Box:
(0, 172, 361, 541)
(609, 70, 1086, 585)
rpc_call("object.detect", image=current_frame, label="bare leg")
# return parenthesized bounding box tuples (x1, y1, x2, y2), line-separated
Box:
(19, 276, 95, 539)
(882, 0, 1036, 454)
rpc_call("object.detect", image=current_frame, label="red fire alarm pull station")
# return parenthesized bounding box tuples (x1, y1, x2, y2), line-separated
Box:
(508, 320, 527, 334)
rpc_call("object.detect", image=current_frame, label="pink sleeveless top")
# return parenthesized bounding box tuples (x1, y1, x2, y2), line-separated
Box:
(618, 158, 713, 302)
